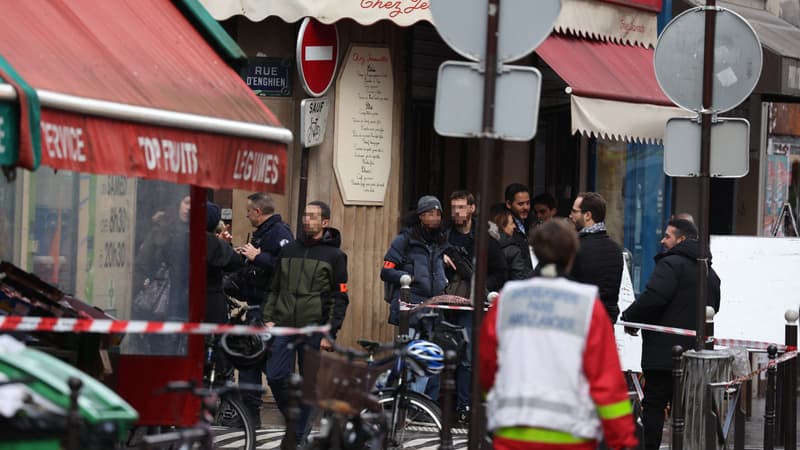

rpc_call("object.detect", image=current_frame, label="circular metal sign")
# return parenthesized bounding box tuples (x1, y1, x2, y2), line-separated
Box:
(654, 6, 762, 113)
(430, 0, 561, 63)
(296, 18, 339, 97)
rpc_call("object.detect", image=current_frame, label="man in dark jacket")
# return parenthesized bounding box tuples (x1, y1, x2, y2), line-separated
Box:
(569, 192, 623, 324)
(233, 192, 293, 424)
(263, 200, 349, 445)
(205, 202, 242, 324)
(621, 219, 721, 450)
(504, 183, 535, 273)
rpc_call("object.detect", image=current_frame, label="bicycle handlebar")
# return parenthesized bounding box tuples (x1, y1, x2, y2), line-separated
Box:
(158, 380, 264, 398)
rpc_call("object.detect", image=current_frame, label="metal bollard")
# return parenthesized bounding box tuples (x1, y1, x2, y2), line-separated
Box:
(671, 345, 685, 450)
(284, 373, 303, 450)
(398, 274, 412, 338)
(66, 376, 83, 450)
(765, 344, 778, 450)
(705, 306, 716, 350)
(439, 349, 458, 450)
(785, 309, 798, 450)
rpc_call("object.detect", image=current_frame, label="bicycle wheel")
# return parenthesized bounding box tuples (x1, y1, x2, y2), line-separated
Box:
(378, 392, 442, 449)
(210, 394, 256, 450)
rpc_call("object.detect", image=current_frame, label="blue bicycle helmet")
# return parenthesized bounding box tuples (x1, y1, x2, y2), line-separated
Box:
(406, 340, 444, 375)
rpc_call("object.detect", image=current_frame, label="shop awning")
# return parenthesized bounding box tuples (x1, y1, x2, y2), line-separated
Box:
(536, 34, 692, 143)
(0, 0, 292, 193)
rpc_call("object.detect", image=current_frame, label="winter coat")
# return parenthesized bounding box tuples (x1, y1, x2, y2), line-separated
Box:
(445, 225, 508, 297)
(263, 228, 349, 338)
(206, 233, 243, 324)
(621, 239, 721, 371)
(381, 227, 450, 324)
(509, 221, 534, 275)
(234, 214, 293, 305)
(489, 221, 532, 282)
(571, 230, 624, 323)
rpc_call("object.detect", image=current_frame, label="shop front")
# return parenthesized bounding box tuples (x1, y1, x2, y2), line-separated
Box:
(0, 0, 291, 425)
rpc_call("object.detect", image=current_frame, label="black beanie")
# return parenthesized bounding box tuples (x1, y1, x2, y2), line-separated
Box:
(206, 202, 221, 232)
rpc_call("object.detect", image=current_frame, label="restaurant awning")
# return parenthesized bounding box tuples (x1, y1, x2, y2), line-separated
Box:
(536, 34, 692, 143)
(0, 0, 292, 193)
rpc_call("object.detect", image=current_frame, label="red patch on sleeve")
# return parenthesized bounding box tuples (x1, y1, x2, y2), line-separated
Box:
(339, 283, 348, 293)
(383, 261, 396, 269)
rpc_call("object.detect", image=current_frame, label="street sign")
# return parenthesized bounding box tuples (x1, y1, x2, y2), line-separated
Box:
(296, 18, 339, 97)
(245, 57, 292, 97)
(654, 6, 762, 113)
(663, 116, 749, 178)
(434, 61, 541, 141)
(300, 97, 330, 148)
(429, 0, 561, 63)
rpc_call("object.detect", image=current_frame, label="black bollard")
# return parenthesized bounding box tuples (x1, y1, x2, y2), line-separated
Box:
(765, 344, 778, 450)
(784, 310, 798, 450)
(66, 376, 83, 450)
(705, 306, 716, 350)
(439, 350, 457, 450)
(671, 345, 685, 450)
(284, 373, 303, 450)
(398, 274, 412, 339)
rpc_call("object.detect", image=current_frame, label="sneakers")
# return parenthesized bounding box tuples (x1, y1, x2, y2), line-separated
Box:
(456, 406, 470, 426)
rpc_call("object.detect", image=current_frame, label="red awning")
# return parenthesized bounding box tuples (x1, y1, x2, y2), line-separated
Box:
(0, 0, 291, 192)
(537, 34, 672, 106)
(536, 34, 692, 143)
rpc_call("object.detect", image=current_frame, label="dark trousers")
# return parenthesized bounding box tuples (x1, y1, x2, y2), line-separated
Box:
(239, 366, 266, 419)
(642, 370, 672, 450)
(267, 334, 322, 443)
(450, 311, 472, 411)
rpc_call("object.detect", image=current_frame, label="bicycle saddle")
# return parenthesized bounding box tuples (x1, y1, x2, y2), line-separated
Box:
(357, 339, 381, 354)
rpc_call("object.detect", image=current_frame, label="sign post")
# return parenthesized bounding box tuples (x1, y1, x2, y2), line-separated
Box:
(429, 1, 560, 448)
(654, 4, 761, 350)
(296, 18, 338, 235)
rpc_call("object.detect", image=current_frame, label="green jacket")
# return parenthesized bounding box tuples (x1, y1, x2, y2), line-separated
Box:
(263, 228, 349, 337)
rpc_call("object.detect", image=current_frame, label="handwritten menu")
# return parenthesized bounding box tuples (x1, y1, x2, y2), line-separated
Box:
(334, 46, 394, 205)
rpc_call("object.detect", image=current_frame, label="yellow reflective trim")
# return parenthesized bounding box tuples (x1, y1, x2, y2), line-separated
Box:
(597, 399, 633, 420)
(495, 427, 590, 444)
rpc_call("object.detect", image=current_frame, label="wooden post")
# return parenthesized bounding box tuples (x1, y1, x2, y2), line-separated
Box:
(439, 349, 458, 450)
(765, 344, 778, 450)
(671, 345, 685, 450)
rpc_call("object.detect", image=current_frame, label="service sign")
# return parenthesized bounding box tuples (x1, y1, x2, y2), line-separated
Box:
(245, 57, 293, 97)
(300, 97, 330, 148)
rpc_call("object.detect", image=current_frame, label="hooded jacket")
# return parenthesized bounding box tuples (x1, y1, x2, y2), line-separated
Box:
(621, 239, 721, 370)
(263, 227, 349, 338)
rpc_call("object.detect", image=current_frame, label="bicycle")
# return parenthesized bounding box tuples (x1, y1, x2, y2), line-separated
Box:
(139, 380, 260, 450)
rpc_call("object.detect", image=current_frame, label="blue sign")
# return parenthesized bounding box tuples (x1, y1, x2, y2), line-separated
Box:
(245, 57, 292, 97)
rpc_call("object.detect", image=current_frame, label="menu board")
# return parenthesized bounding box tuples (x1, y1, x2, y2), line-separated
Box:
(334, 45, 394, 205)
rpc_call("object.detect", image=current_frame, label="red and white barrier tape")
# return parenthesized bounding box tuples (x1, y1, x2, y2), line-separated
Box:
(617, 320, 790, 352)
(617, 320, 696, 337)
(0, 316, 330, 336)
(726, 351, 798, 387)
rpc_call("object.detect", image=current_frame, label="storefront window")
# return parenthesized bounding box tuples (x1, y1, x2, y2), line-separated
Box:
(592, 139, 671, 293)
(1, 168, 190, 356)
(763, 102, 800, 237)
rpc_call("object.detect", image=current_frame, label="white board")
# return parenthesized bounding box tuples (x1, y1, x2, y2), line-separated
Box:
(616, 235, 800, 372)
(710, 235, 800, 346)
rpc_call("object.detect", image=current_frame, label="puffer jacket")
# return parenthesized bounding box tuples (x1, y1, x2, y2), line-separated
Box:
(263, 228, 349, 338)
(381, 227, 450, 324)
(621, 239, 721, 370)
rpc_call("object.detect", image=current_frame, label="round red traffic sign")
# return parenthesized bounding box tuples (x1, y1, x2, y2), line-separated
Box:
(296, 18, 339, 97)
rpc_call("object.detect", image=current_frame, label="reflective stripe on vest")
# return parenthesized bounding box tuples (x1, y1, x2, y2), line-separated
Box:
(495, 427, 591, 444)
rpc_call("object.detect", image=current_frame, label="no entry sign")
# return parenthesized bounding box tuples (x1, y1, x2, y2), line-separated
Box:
(296, 18, 339, 97)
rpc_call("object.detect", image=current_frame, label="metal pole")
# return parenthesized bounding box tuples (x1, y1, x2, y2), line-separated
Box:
(398, 275, 412, 339)
(784, 309, 798, 449)
(696, 0, 717, 351)
(284, 373, 302, 450)
(469, 0, 499, 448)
(296, 146, 310, 237)
(66, 377, 83, 450)
(671, 345, 685, 450)
(765, 344, 778, 450)
(734, 384, 745, 450)
(439, 350, 458, 450)
(705, 384, 717, 450)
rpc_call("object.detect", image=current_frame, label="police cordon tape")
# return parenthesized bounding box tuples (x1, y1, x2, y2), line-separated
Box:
(617, 319, 787, 352)
(0, 315, 330, 336)
(726, 350, 798, 388)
